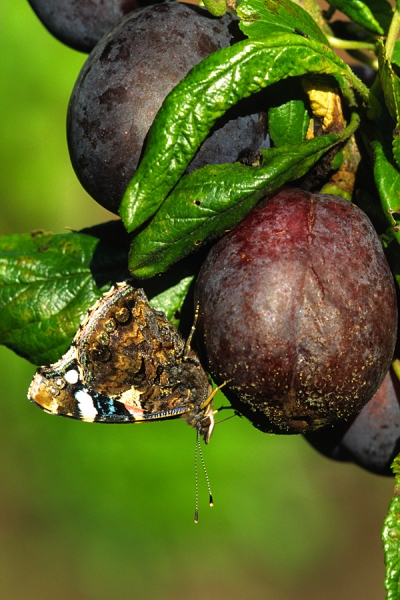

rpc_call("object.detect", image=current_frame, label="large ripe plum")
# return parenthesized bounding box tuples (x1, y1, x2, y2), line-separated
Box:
(67, 3, 268, 214)
(305, 368, 400, 476)
(27, 0, 163, 53)
(194, 188, 397, 434)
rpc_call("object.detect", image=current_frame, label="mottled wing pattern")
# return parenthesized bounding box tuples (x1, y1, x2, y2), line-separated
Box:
(28, 347, 137, 423)
(28, 282, 215, 441)
(75, 284, 193, 415)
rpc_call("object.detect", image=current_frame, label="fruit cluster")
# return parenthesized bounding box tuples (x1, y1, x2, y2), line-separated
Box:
(26, 0, 400, 477)
(64, 2, 268, 214)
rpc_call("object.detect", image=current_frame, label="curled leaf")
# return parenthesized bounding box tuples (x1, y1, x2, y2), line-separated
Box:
(128, 113, 360, 277)
(120, 34, 365, 233)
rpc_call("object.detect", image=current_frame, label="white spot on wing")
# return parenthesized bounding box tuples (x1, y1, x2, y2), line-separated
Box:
(118, 387, 143, 408)
(64, 369, 79, 384)
(75, 390, 97, 422)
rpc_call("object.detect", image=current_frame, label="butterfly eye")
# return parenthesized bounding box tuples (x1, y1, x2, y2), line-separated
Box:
(200, 415, 211, 428)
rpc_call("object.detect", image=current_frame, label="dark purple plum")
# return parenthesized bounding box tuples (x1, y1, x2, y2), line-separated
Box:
(305, 368, 400, 476)
(67, 3, 268, 214)
(27, 0, 163, 53)
(194, 188, 397, 434)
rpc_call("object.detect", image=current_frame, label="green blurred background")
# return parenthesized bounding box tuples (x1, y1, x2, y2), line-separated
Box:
(0, 1, 395, 598)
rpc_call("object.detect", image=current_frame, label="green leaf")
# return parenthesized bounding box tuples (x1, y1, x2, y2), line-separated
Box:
(382, 454, 400, 599)
(377, 40, 400, 170)
(293, 0, 334, 37)
(267, 79, 310, 147)
(120, 34, 366, 233)
(237, 0, 328, 44)
(372, 137, 400, 243)
(327, 0, 392, 36)
(378, 40, 400, 124)
(202, 0, 227, 16)
(392, 40, 400, 68)
(0, 221, 130, 365)
(148, 276, 194, 330)
(393, 135, 400, 171)
(128, 114, 359, 277)
(269, 99, 310, 147)
(0, 221, 202, 365)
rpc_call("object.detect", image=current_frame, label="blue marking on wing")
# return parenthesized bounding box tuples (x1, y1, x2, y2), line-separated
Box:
(92, 395, 135, 423)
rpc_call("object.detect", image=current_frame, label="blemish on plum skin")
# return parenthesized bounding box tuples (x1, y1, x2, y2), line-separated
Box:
(99, 86, 129, 111)
(307, 197, 315, 245)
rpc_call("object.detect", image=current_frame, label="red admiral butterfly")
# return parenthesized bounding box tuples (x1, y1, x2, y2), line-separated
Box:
(28, 282, 216, 443)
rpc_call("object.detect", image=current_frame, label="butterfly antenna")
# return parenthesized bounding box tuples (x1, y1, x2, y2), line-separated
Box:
(199, 437, 214, 508)
(215, 413, 239, 425)
(194, 429, 213, 523)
